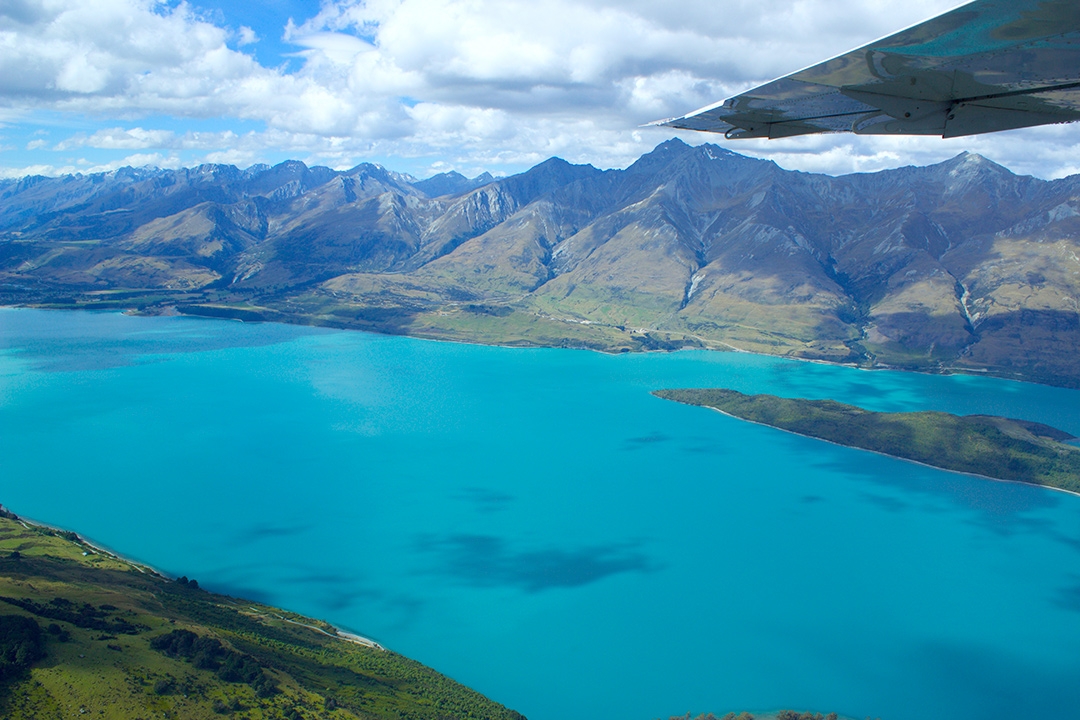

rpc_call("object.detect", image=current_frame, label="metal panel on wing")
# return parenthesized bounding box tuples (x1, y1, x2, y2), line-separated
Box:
(659, 0, 1080, 138)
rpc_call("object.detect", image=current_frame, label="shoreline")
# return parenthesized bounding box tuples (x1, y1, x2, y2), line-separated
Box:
(5, 506, 387, 650)
(691, 404, 1080, 501)
(165, 306, 1043, 388)
(12, 510, 170, 578)
(2, 302, 1072, 392)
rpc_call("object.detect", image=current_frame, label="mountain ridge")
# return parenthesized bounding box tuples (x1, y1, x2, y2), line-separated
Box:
(2, 139, 1079, 387)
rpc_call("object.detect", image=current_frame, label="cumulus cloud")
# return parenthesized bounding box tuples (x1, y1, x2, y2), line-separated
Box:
(236, 25, 257, 46)
(3, 0, 1080, 179)
(0, 151, 182, 179)
(54, 127, 175, 150)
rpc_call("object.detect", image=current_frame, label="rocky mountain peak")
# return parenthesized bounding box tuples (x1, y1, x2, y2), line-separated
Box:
(931, 151, 1016, 183)
(491, 156, 601, 205)
(411, 170, 495, 198)
(623, 137, 693, 173)
(243, 163, 271, 177)
(693, 143, 742, 162)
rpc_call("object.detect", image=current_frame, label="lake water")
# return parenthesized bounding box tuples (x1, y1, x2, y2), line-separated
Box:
(2, 308, 1080, 720)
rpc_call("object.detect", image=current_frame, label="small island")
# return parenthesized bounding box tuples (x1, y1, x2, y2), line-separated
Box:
(653, 388, 1080, 493)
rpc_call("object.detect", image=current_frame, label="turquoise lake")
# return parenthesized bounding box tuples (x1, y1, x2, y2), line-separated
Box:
(2, 307, 1080, 720)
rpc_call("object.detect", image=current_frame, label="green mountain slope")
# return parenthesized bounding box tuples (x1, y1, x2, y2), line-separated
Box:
(0, 509, 525, 720)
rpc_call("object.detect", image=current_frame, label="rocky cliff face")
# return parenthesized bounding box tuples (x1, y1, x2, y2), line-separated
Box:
(3, 139, 1078, 386)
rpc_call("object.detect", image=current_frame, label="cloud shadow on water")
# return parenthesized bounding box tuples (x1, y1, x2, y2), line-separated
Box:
(453, 487, 515, 514)
(200, 560, 423, 640)
(196, 558, 383, 615)
(624, 431, 671, 449)
(199, 580, 276, 605)
(1052, 576, 1080, 613)
(906, 638, 1080, 717)
(233, 523, 314, 546)
(678, 434, 729, 455)
(798, 439, 1080, 552)
(799, 434, 1063, 518)
(860, 492, 910, 513)
(415, 534, 655, 592)
(768, 365, 899, 407)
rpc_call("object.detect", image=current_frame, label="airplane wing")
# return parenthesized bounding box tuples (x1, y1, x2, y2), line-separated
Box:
(660, 0, 1080, 139)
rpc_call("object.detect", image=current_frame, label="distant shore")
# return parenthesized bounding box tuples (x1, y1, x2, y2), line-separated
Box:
(699, 403, 1080, 501)
(6, 304, 1071, 395)
(653, 388, 1080, 497)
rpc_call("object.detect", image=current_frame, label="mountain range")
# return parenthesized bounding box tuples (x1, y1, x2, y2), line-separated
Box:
(2, 138, 1078, 387)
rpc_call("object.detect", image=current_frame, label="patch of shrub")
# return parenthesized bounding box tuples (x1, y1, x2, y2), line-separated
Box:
(0, 596, 144, 634)
(151, 629, 278, 697)
(0, 614, 45, 679)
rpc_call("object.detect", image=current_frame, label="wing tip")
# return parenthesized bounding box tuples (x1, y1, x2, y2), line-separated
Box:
(642, 117, 681, 128)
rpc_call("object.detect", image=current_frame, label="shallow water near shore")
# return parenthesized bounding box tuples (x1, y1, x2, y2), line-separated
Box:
(3, 307, 1080, 720)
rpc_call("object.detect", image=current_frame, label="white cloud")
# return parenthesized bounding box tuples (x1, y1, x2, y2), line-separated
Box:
(55, 127, 175, 150)
(103, 151, 182, 170)
(236, 25, 258, 47)
(0, 163, 82, 179)
(0, 151, 179, 178)
(3, 0, 1080, 180)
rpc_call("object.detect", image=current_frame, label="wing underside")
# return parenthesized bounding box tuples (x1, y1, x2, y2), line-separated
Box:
(662, 0, 1080, 139)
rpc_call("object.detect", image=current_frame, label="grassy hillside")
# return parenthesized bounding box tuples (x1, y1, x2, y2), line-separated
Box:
(653, 389, 1080, 492)
(0, 508, 525, 720)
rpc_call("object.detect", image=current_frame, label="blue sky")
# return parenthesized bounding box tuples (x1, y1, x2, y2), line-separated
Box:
(3, 0, 1080, 180)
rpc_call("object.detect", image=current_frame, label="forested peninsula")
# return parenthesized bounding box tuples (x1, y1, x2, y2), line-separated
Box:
(0, 506, 525, 720)
(653, 389, 1080, 492)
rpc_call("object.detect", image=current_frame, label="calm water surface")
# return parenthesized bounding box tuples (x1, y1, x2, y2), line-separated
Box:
(2, 308, 1080, 720)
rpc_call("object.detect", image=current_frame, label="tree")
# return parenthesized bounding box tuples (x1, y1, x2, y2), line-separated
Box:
(0, 614, 45, 680)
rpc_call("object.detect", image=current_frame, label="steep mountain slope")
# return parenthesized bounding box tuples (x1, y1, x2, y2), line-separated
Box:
(2, 140, 1078, 386)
